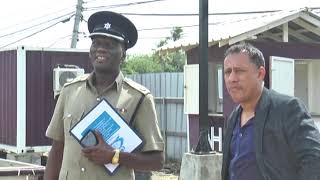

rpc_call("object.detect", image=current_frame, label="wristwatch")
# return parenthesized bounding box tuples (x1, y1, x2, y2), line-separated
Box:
(111, 149, 120, 164)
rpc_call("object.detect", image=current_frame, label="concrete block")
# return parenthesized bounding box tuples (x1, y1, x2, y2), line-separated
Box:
(179, 152, 222, 180)
(6, 152, 42, 165)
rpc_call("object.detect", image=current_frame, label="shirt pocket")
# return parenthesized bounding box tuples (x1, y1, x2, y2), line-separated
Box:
(63, 110, 85, 140)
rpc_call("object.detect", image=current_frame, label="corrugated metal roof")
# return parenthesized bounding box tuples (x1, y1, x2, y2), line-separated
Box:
(159, 8, 320, 52)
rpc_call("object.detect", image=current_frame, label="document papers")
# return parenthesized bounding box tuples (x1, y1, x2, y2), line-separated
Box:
(70, 98, 143, 175)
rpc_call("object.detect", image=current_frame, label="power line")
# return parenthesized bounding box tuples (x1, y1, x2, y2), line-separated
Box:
(0, 6, 76, 31)
(137, 20, 227, 31)
(83, 0, 103, 4)
(138, 24, 198, 31)
(121, 7, 320, 16)
(3, 6, 315, 47)
(139, 36, 169, 39)
(84, 0, 168, 11)
(134, 8, 320, 31)
(0, 12, 75, 39)
(0, 18, 68, 49)
(121, 11, 277, 16)
(47, 35, 73, 48)
(79, 33, 169, 40)
(82, 8, 320, 31)
(122, 13, 198, 16)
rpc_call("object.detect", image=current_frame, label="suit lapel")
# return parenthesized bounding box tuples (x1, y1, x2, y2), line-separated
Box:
(254, 88, 271, 154)
(222, 105, 241, 179)
(224, 106, 240, 155)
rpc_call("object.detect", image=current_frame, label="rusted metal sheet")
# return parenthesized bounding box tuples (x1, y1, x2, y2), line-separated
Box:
(0, 50, 17, 146)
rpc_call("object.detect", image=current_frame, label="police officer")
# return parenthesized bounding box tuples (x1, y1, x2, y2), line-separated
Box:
(44, 11, 164, 180)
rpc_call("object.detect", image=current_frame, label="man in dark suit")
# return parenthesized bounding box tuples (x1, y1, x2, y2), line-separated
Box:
(221, 43, 320, 180)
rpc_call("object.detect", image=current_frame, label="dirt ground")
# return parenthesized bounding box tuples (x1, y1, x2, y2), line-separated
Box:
(151, 171, 178, 180)
(151, 160, 180, 180)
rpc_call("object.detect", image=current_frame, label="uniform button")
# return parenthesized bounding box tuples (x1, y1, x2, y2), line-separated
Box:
(81, 167, 86, 172)
(67, 114, 72, 118)
(239, 133, 242, 137)
(96, 97, 101, 101)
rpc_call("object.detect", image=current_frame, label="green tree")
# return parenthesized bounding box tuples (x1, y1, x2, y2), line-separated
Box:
(170, 27, 183, 41)
(155, 26, 185, 72)
(121, 54, 162, 75)
(156, 38, 170, 48)
(156, 27, 183, 48)
(122, 26, 186, 74)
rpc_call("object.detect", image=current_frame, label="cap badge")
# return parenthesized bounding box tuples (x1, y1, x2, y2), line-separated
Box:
(104, 23, 111, 30)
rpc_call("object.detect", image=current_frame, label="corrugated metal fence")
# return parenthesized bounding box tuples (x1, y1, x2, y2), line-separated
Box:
(127, 73, 187, 161)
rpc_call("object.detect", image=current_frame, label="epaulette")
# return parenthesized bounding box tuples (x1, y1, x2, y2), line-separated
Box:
(64, 74, 90, 87)
(123, 78, 151, 95)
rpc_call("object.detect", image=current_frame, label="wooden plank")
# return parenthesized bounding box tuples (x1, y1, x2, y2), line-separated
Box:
(274, 26, 316, 42)
(218, 39, 229, 47)
(300, 12, 320, 28)
(260, 32, 282, 42)
(294, 19, 320, 36)
(288, 27, 315, 42)
(283, 23, 289, 42)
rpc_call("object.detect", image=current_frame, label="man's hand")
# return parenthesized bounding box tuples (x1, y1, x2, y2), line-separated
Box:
(82, 130, 164, 171)
(82, 130, 115, 165)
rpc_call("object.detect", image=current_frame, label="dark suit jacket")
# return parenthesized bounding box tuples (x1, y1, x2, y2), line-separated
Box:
(222, 88, 320, 180)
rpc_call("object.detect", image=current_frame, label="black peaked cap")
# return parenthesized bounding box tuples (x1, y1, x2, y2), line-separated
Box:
(88, 11, 138, 49)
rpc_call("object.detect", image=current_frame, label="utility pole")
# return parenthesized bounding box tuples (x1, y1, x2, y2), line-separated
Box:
(71, 0, 83, 48)
(177, 1, 218, 179)
(193, 0, 212, 154)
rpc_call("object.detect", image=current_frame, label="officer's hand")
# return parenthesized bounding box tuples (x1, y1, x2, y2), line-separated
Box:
(82, 130, 114, 165)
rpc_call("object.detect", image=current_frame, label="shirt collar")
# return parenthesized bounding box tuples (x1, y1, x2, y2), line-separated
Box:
(237, 108, 255, 128)
(115, 72, 124, 91)
(86, 71, 124, 92)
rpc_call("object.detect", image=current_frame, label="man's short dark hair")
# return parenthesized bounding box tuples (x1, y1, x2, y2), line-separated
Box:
(224, 43, 265, 68)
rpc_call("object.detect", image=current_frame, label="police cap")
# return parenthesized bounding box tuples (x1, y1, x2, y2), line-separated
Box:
(88, 11, 138, 49)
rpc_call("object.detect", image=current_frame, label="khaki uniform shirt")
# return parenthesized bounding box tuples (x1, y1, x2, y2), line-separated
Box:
(46, 72, 164, 180)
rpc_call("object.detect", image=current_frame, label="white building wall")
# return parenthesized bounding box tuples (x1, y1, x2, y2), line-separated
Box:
(308, 61, 320, 115)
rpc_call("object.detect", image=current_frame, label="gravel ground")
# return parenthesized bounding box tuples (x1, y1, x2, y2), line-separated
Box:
(151, 160, 180, 180)
(151, 171, 179, 180)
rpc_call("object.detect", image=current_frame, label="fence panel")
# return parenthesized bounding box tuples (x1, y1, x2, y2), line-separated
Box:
(127, 72, 187, 160)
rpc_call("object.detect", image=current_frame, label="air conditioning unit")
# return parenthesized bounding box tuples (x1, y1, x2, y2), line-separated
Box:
(53, 65, 85, 98)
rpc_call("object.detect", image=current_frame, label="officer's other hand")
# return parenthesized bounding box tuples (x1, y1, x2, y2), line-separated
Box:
(82, 130, 114, 165)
